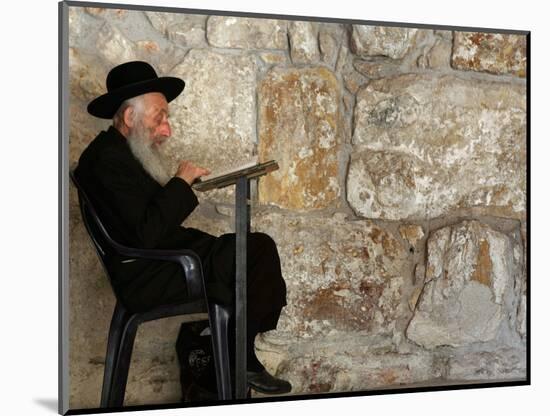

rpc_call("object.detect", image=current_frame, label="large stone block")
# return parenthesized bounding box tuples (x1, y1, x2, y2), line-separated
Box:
(68, 99, 110, 167)
(350, 25, 419, 59)
(452, 32, 527, 77)
(93, 20, 186, 76)
(145, 11, 207, 47)
(417, 32, 453, 70)
(206, 16, 288, 49)
(406, 220, 522, 349)
(258, 67, 344, 210)
(349, 74, 526, 220)
(68, 6, 105, 50)
(447, 347, 526, 381)
(83, 7, 167, 45)
(257, 339, 438, 394)
(353, 57, 402, 80)
(95, 21, 137, 65)
(288, 21, 320, 64)
(252, 213, 408, 339)
(158, 50, 258, 202)
(318, 23, 345, 68)
(255, 328, 451, 394)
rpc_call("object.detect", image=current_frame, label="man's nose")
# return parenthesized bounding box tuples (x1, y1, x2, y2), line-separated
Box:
(158, 120, 171, 138)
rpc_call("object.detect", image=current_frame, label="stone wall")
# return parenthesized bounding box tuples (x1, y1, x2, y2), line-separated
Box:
(67, 5, 527, 409)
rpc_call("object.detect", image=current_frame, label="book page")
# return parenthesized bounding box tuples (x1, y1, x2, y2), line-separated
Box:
(200, 157, 258, 181)
(192, 159, 279, 191)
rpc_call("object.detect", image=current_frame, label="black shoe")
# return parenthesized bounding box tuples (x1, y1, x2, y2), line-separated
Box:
(247, 369, 292, 394)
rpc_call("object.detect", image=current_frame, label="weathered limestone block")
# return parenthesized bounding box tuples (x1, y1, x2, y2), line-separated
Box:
(319, 34, 337, 67)
(145, 11, 207, 47)
(353, 57, 402, 80)
(69, 99, 110, 168)
(417, 35, 452, 69)
(452, 32, 527, 77)
(289, 21, 320, 64)
(447, 348, 526, 380)
(69, 6, 104, 49)
(206, 16, 288, 49)
(256, 333, 438, 393)
(159, 50, 257, 202)
(96, 21, 137, 65)
(349, 74, 526, 220)
(68, 48, 108, 103)
(347, 149, 435, 220)
(318, 23, 345, 68)
(350, 25, 418, 59)
(84, 7, 168, 44)
(93, 21, 185, 75)
(286, 351, 437, 393)
(258, 67, 344, 210)
(406, 220, 521, 349)
(252, 213, 408, 339)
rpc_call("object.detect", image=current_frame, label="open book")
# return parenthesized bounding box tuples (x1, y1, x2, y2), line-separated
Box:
(192, 158, 279, 192)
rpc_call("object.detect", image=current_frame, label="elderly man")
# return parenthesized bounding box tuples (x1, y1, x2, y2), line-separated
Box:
(75, 61, 291, 398)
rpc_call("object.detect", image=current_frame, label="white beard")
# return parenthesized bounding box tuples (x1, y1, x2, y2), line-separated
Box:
(126, 123, 171, 186)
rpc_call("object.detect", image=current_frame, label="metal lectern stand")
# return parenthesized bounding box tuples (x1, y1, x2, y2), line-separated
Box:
(193, 160, 279, 399)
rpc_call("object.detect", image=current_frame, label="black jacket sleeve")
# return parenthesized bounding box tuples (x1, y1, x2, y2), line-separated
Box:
(93, 151, 199, 248)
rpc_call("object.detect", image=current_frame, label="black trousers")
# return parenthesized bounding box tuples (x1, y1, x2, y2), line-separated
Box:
(202, 232, 287, 333)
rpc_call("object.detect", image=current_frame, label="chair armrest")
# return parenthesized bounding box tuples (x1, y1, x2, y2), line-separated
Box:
(114, 245, 205, 300)
(68, 170, 207, 301)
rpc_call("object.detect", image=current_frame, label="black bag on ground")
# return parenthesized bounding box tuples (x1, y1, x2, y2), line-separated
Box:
(176, 320, 218, 399)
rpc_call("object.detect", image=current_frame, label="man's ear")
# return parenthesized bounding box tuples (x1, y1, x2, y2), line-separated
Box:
(123, 106, 135, 128)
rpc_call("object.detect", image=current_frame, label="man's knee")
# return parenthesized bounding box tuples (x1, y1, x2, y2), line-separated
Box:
(249, 232, 277, 249)
(248, 232, 280, 260)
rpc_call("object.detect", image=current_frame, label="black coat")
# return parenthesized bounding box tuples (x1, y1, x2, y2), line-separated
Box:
(75, 126, 286, 323)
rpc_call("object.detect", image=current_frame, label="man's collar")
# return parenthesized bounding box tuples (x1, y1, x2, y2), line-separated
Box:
(106, 125, 128, 144)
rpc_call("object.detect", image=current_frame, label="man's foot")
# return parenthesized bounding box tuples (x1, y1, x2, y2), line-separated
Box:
(247, 369, 292, 394)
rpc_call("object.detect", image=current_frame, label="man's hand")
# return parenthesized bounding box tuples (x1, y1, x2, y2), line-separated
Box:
(176, 160, 211, 186)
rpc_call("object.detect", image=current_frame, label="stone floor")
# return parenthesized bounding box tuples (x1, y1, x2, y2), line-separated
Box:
(251, 377, 527, 399)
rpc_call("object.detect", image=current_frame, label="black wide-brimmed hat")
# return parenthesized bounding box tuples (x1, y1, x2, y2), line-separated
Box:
(87, 61, 185, 119)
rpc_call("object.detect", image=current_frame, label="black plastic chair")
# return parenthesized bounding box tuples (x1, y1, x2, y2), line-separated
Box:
(69, 170, 233, 407)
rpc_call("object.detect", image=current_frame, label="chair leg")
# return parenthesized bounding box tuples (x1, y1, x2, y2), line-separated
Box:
(101, 302, 130, 407)
(100, 302, 138, 408)
(208, 303, 232, 400)
(108, 316, 139, 408)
